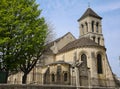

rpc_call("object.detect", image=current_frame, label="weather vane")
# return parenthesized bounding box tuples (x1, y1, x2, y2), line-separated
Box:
(88, 2, 90, 8)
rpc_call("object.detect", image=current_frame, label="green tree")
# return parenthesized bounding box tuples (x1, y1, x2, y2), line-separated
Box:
(0, 0, 47, 83)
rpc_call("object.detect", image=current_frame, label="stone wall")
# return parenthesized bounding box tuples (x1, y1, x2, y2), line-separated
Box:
(0, 84, 119, 89)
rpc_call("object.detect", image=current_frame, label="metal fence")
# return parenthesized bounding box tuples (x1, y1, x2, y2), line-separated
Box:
(0, 84, 120, 89)
(7, 78, 120, 88)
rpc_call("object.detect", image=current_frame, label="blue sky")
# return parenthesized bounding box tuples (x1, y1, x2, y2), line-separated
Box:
(36, 0, 120, 77)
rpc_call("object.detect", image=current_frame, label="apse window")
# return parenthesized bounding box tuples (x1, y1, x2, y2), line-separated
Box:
(51, 74, 55, 82)
(64, 72, 68, 81)
(97, 54, 103, 74)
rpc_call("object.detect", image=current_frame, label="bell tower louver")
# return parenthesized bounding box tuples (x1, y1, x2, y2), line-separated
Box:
(78, 8, 104, 46)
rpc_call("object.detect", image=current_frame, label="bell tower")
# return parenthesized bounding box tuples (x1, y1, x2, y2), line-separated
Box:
(78, 8, 104, 46)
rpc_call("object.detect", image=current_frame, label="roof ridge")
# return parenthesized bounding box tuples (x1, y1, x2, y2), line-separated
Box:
(78, 8, 102, 21)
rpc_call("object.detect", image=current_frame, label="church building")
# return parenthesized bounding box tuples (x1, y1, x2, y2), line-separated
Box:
(8, 8, 117, 87)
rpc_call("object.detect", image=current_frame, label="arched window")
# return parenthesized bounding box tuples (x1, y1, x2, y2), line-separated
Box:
(64, 73, 68, 81)
(57, 66, 61, 81)
(81, 54, 87, 66)
(96, 22, 99, 33)
(51, 74, 55, 82)
(81, 24, 84, 34)
(92, 21, 94, 32)
(97, 54, 103, 74)
(98, 38, 100, 45)
(85, 22, 88, 32)
(14, 78, 16, 84)
(81, 24, 84, 28)
(93, 36, 95, 42)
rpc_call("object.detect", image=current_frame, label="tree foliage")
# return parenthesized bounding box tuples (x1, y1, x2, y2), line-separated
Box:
(0, 0, 47, 83)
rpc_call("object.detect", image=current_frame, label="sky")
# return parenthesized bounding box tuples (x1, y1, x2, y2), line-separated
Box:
(36, 0, 120, 77)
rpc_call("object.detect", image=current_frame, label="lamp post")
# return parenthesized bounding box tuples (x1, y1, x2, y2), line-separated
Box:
(88, 68, 91, 89)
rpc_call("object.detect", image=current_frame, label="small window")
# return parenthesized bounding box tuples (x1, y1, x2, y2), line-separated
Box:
(57, 66, 61, 80)
(98, 38, 100, 45)
(92, 21, 94, 32)
(85, 22, 88, 32)
(96, 22, 99, 33)
(97, 54, 103, 74)
(81, 54, 87, 66)
(93, 37, 95, 42)
(51, 74, 55, 82)
(64, 73, 68, 81)
(81, 24, 84, 28)
(81, 24, 84, 34)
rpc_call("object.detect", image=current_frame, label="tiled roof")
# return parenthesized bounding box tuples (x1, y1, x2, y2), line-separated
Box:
(59, 37, 105, 53)
(78, 8, 102, 21)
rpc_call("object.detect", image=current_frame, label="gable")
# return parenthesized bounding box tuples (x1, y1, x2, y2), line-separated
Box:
(45, 32, 76, 54)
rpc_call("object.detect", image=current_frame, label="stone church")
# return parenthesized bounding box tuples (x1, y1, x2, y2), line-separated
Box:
(8, 8, 117, 87)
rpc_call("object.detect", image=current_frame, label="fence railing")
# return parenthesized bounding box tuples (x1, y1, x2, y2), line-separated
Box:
(0, 84, 120, 89)
(7, 77, 119, 87)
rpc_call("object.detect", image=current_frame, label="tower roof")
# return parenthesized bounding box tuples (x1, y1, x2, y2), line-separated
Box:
(78, 8, 102, 21)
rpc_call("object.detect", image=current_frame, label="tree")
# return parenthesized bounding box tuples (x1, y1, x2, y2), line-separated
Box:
(0, 0, 22, 82)
(0, 0, 48, 83)
(46, 22, 56, 44)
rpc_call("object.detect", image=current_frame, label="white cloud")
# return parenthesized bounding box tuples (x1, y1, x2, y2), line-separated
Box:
(96, 1, 120, 12)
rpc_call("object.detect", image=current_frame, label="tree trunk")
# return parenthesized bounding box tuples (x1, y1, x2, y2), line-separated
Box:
(22, 73, 28, 84)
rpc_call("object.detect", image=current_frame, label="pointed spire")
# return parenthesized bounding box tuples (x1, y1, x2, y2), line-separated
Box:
(78, 8, 102, 21)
